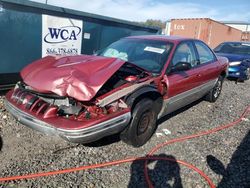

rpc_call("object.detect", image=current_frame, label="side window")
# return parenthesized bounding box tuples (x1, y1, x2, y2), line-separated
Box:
(194, 41, 215, 64)
(171, 42, 197, 68)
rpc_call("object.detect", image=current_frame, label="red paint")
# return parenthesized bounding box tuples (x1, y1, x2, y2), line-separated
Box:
(6, 36, 229, 142)
(43, 106, 58, 119)
(6, 91, 130, 130)
(21, 55, 126, 101)
(125, 75, 138, 82)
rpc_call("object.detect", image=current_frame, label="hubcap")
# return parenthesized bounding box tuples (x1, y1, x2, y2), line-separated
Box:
(214, 80, 222, 98)
(137, 111, 151, 135)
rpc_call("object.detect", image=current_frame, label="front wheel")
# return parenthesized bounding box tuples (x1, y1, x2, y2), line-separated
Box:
(205, 76, 224, 103)
(120, 98, 157, 147)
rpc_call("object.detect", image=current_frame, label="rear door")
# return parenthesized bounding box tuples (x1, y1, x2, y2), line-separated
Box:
(191, 40, 221, 98)
(193, 40, 221, 84)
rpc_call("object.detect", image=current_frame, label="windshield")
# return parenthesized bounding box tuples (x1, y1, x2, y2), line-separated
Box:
(99, 39, 173, 73)
(214, 42, 250, 55)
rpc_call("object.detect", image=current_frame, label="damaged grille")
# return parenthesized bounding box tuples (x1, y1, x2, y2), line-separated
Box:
(11, 88, 50, 116)
(10, 82, 81, 118)
(9, 82, 129, 121)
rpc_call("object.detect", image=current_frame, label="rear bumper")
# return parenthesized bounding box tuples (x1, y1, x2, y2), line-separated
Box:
(5, 99, 131, 143)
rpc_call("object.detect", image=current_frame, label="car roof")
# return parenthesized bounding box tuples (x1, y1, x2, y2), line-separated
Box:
(219, 41, 250, 44)
(125, 35, 192, 43)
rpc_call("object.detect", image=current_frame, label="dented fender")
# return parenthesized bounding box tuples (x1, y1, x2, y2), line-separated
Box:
(124, 85, 162, 108)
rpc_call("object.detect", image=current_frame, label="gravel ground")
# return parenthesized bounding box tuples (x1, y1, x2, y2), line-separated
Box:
(0, 79, 249, 188)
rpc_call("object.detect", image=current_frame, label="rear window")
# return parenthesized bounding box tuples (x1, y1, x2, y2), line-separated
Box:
(194, 41, 215, 64)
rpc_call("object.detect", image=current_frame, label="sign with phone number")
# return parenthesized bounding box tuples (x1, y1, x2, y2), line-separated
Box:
(42, 15, 83, 57)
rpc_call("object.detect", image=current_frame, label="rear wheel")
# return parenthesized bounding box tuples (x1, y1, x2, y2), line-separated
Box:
(205, 76, 224, 102)
(120, 98, 157, 147)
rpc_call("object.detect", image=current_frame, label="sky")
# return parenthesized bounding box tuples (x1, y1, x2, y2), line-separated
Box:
(31, 0, 250, 22)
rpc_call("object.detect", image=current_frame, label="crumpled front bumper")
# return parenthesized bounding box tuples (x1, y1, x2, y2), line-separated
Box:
(5, 98, 131, 143)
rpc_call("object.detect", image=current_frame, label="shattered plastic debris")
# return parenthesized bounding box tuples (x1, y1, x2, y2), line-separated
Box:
(156, 132, 164, 137)
(162, 128, 171, 135)
(156, 129, 171, 137)
(242, 118, 249, 122)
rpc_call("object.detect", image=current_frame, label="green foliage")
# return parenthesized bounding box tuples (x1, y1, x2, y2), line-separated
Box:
(134, 19, 166, 29)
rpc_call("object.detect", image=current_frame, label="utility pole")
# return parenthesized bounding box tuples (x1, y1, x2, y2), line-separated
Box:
(45, 0, 48, 4)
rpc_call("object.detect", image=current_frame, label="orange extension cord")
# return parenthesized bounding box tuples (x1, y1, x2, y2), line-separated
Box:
(0, 104, 250, 188)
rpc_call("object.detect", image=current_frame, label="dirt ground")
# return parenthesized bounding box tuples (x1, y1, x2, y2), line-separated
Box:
(0, 79, 249, 187)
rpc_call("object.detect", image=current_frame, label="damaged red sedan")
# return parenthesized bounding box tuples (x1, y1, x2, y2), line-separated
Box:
(5, 36, 228, 147)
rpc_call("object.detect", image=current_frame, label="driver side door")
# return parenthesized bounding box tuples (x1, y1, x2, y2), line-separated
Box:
(160, 41, 202, 116)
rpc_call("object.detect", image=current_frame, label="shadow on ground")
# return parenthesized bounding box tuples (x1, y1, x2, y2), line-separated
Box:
(82, 133, 121, 147)
(157, 98, 203, 125)
(83, 98, 204, 147)
(128, 153, 183, 188)
(226, 77, 247, 84)
(0, 136, 3, 151)
(207, 131, 250, 187)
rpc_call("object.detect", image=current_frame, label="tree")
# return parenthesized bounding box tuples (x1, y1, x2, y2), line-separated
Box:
(144, 19, 166, 29)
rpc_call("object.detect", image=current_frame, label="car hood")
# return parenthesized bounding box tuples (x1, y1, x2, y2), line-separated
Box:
(216, 52, 250, 62)
(21, 55, 125, 101)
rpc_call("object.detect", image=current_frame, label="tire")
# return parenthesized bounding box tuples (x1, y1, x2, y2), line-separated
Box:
(205, 76, 224, 102)
(120, 98, 157, 147)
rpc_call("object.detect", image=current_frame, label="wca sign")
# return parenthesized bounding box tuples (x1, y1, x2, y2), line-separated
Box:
(42, 15, 83, 57)
(44, 26, 81, 44)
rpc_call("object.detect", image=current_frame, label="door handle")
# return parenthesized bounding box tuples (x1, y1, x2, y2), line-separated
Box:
(196, 74, 202, 77)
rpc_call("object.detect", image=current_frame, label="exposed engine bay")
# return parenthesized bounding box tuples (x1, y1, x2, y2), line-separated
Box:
(95, 63, 149, 97)
(12, 62, 151, 121)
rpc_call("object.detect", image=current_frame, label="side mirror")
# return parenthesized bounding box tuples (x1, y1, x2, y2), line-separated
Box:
(171, 62, 191, 72)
